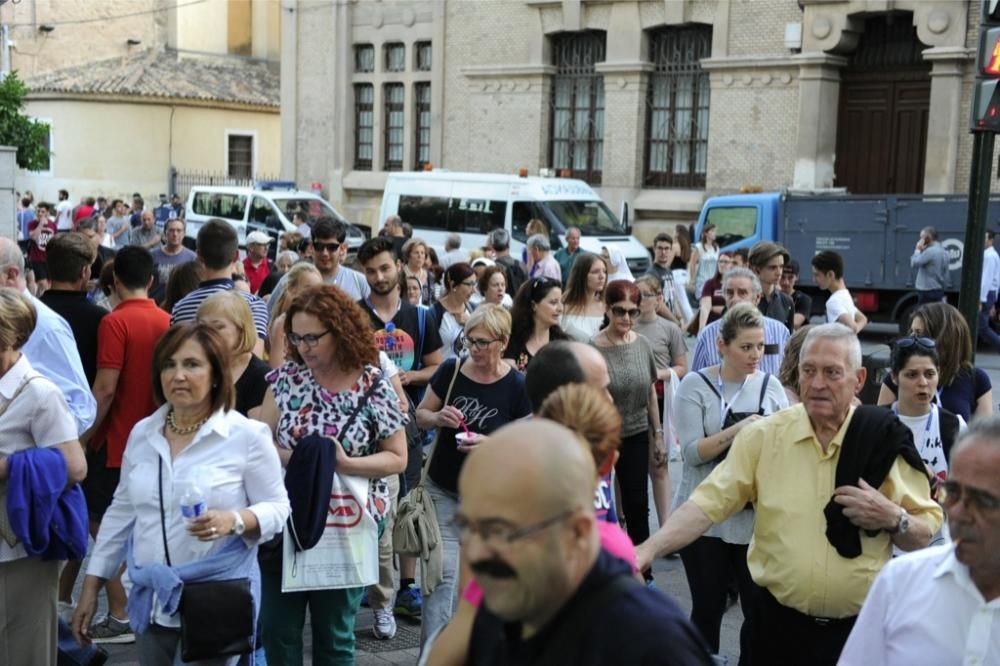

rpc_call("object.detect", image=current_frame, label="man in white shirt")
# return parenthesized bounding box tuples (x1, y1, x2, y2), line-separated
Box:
(811, 250, 868, 333)
(839, 417, 1000, 665)
(55, 189, 74, 232)
(439, 233, 469, 271)
(978, 232, 1000, 353)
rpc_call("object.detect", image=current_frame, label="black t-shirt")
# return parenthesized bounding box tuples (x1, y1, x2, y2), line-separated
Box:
(39, 290, 108, 386)
(791, 289, 812, 321)
(758, 289, 795, 333)
(468, 550, 712, 666)
(359, 298, 444, 404)
(426, 358, 532, 493)
(234, 355, 270, 417)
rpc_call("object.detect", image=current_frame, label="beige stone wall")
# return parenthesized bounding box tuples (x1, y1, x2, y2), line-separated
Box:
(16, 97, 279, 202)
(728, 0, 803, 57)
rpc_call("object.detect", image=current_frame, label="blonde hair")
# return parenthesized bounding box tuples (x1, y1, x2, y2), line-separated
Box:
(717, 301, 763, 345)
(778, 325, 812, 395)
(197, 291, 258, 356)
(0, 287, 36, 351)
(273, 263, 322, 319)
(465, 303, 511, 340)
(538, 383, 621, 470)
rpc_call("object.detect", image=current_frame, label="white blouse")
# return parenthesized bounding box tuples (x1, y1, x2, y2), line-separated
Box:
(561, 313, 605, 343)
(87, 405, 290, 626)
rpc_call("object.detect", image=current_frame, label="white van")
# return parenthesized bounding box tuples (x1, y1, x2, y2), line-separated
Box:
(184, 182, 365, 255)
(378, 171, 650, 275)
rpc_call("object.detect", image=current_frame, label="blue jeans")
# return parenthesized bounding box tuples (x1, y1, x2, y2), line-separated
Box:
(419, 479, 460, 652)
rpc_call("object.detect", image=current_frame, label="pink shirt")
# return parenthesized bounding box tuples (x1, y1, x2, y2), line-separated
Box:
(462, 521, 637, 606)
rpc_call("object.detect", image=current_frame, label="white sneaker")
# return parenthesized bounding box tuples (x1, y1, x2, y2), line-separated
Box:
(372, 608, 397, 640)
(57, 600, 75, 625)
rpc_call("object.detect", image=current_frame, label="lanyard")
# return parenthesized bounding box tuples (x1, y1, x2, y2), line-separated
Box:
(716, 366, 749, 426)
(891, 402, 935, 438)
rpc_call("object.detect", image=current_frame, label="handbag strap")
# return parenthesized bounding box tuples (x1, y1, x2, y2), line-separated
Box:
(756, 373, 771, 414)
(338, 372, 381, 443)
(420, 358, 464, 485)
(158, 457, 172, 567)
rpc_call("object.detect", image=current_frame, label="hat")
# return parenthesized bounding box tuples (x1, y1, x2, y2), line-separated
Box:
(470, 257, 495, 268)
(246, 231, 272, 245)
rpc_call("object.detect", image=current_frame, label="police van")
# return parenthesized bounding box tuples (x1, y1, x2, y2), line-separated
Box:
(378, 171, 650, 275)
(184, 182, 365, 256)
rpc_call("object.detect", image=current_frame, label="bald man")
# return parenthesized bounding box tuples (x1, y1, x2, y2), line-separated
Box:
(459, 420, 711, 665)
(525, 340, 611, 409)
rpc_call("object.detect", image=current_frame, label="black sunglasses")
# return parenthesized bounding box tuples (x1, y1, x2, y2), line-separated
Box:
(895, 336, 936, 350)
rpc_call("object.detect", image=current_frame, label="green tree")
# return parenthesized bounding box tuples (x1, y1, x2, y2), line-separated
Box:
(0, 72, 50, 171)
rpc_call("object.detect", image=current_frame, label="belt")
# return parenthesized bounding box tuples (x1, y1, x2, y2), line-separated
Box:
(759, 584, 857, 629)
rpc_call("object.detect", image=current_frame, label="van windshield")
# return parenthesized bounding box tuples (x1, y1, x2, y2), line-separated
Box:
(542, 200, 624, 236)
(272, 197, 346, 224)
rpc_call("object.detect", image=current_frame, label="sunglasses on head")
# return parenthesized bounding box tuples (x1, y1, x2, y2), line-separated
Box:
(895, 336, 936, 350)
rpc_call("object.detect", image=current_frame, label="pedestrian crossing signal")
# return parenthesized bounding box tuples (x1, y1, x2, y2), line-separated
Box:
(973, 80, 1000, 132)
(981, 28, 1000, 76)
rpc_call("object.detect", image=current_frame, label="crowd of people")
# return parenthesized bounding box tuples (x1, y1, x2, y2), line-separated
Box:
(0, 194, 998, 666)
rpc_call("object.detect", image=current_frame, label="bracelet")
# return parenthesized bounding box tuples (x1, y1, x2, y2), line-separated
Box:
(654, 428, 664, 434)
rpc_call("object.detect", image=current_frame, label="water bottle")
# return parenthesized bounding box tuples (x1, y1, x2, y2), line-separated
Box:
(179, 474, 207, 522)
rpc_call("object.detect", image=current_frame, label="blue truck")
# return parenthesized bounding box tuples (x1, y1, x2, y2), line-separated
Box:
(692, 191, 986, 333)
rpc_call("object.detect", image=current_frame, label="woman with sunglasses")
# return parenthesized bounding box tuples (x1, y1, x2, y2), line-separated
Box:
(878, 302, 993, 422)
(697, 251, 735, 332)
(415, 304, 533, 646)
(888, 336, 964, 501)
(504, 277, 569, 373)
(673, 303, 787, 663)
(591, 279, 662, 580)
(432, 263, 477, 361)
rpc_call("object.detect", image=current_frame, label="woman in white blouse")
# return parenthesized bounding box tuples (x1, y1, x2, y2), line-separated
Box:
(0, 288, 86, 665)
(73, 323, 290, 664)
(560, 253, 608, 342)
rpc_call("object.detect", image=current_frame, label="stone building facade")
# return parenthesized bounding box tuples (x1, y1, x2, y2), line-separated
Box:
(282, 0, 978, 243)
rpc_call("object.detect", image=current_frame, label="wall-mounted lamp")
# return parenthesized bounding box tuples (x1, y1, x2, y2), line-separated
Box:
(126, 38, 141, 46)
(38, 24, 55, 33)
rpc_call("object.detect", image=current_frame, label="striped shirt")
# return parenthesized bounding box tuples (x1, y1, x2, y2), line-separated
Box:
(690, 314, 790, 375)
(170, 278, 269, 339)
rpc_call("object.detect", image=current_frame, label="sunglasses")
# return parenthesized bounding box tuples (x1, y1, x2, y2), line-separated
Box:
(313, 241, 342, 254)
(895, 336, 936, 350)
(611, 306, 640, 319)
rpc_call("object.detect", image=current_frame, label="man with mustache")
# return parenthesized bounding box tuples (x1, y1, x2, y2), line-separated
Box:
(839, 417, 1000, 664)
(636, 323, 943, 665)
(459, 420, 711, 665)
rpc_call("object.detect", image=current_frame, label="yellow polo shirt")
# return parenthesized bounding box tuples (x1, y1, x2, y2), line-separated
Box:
(689, 404, 944, 619)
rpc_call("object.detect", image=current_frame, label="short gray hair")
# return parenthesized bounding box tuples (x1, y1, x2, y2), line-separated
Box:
(954, 415, 1000, 454)
(527, 234, 551, 252)
(0, 238, 25, 275)
(445, 233, 462, 250)
(276, 249, 300, 266)
(801, 323, 862, 371)
(722, 266, 761, 296)
(489, 228, 511, 252)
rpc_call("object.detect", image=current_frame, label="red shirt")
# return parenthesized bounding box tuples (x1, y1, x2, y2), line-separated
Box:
(27, 219, 57, 264)
(93, 299, 171, 467)
(73, 205, 94, 225)
(243, 256, 271, 295)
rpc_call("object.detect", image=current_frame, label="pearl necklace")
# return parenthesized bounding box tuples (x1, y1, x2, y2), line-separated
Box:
(167, 409, 208, 435)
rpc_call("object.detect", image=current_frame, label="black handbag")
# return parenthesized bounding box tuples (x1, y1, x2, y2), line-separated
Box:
(158, 459, 254, 661)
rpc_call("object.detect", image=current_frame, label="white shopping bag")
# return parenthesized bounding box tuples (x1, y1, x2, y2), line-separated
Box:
(662, 368, 681, 460)
(281, 472, 379, 592)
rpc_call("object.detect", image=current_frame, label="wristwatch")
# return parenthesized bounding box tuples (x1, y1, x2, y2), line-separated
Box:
(887, 508, 910, 535)
(231, 510, 246, 536)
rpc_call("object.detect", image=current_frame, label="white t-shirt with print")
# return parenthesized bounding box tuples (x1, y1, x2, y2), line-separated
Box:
(825, 288, 856, 325)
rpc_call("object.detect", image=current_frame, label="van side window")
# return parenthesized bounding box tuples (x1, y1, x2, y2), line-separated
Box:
(192, 192, 247, 222)
(511, 201, 537, 242)
(250, 196, 282, 232)
(399, 196, 507, 234)
(705, 206, 757, 248)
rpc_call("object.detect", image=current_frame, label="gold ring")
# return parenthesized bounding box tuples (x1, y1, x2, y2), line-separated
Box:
(210, 526, 217, 535)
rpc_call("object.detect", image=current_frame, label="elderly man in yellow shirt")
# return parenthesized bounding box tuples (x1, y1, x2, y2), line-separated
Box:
(636, 323, 943, 666)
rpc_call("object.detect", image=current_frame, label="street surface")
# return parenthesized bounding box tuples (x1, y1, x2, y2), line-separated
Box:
(94, 326, 1000, 665)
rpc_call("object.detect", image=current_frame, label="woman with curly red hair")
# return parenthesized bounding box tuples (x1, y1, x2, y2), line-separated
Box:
(258, 284, 408, 664)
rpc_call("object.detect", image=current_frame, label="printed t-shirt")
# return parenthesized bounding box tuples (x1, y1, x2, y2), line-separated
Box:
(425, 358, 533, 493)
(360, 298, 443, 404)
(28, 219, 57, 264)
(93, 299, 172, 467)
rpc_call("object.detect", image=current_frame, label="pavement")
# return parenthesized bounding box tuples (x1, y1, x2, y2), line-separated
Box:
(90, 325, 1000, 665)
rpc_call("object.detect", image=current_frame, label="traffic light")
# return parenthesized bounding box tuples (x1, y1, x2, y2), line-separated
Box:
(972, 1, 1000, 132)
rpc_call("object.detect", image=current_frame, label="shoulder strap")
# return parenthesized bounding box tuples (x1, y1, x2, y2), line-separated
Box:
(757, 373, 771, 413)
(0, 374, 41, 422)
(695, 370, 721, 399)
(340, 371, 381, 439)
(421, 359, 464, 485)
(158, 457, 172, 567)
(415, 305, 428, 371)
(535, 574, 641, 663)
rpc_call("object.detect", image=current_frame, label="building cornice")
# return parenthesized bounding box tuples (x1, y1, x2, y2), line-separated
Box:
(461, 64, 557, 79)
(701, 56, 802, 71)
(26, 92, 279, 114)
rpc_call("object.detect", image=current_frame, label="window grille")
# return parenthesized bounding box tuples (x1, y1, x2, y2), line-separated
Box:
(549, 32, 606, 185)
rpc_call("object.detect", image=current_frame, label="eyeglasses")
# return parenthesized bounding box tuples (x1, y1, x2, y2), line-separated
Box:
(462, 335, 500, 351)
(461, 279, 478, 288)
(611, 306, 640, 319)
(895, 336, 936, 350)
(940, 480, 1000, 512)
(639, 291, 660, 299)
(288, 330, 331, 348)
(451, 510, 574, 548)
(313, 241, 342, 254)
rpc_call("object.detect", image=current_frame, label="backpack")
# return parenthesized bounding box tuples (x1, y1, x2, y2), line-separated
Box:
(497, 255, 527, 297)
